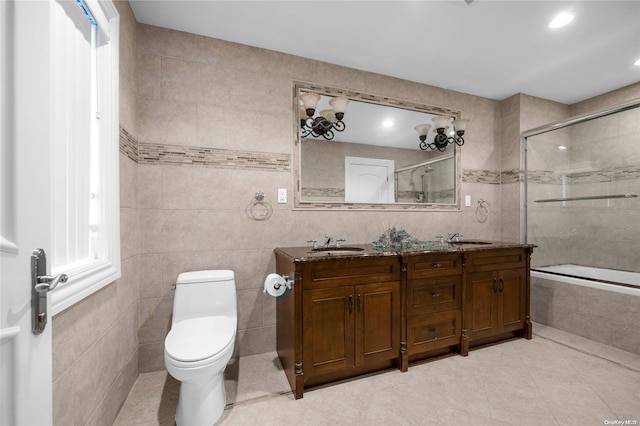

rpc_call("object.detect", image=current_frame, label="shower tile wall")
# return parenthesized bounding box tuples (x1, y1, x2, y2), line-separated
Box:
(134, 23, 508, 372)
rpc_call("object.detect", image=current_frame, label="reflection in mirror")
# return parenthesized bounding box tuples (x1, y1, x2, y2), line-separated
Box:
(394, 154, 454, 203)
(295, 83, 461, 209)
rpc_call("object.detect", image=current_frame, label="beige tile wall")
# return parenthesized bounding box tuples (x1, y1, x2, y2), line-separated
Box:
(531, 277, 640, 355)
(134, 23, 513, 371)
(51, 1, 140, 425)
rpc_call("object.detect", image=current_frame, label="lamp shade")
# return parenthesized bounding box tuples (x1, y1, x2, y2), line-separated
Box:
(453, 118, 470, 132)
(319, 109, 335, 123)
(329, 96, 349, 113)
(432, 115, 450, 130)
(299, 92, 321, 110)
(414, 124, 431, 136)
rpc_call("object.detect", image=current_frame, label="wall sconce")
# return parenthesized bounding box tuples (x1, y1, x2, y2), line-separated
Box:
(299, 92, 349, 140)
(414, 116, 470, 151)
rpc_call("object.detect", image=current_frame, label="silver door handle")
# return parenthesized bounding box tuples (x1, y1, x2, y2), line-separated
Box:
(31, 248, 69, 334)
(34, 273, 68, 293)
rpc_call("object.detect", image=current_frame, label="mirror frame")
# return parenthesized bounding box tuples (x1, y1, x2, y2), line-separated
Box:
(293, 81, 462, 211)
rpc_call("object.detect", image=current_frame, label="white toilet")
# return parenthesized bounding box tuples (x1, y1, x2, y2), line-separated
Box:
(164, 270, 237, 426)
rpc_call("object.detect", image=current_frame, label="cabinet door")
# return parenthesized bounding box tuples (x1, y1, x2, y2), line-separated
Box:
(467, 271, 499, 340)
(498, 268, 527, 332)
(355, 282, 401, 366)
(303, 287, 354, 377)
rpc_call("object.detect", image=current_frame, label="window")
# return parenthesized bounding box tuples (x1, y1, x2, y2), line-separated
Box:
(50, 0, 120, 315)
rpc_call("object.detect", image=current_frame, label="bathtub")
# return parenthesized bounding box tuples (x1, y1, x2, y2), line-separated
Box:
(530, 264, 640, 355)
(531, 264, 640, 296)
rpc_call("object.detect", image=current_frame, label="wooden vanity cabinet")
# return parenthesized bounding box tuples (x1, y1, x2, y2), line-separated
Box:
(275, 243, 532, 398)
(276, 252, 401, 399)
(463, 248, 533, 353)
(404, 253, 463, 364)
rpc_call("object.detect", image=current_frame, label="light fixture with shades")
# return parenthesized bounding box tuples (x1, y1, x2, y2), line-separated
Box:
(414, 116, 470, 151)
(299, 92, 349, 141)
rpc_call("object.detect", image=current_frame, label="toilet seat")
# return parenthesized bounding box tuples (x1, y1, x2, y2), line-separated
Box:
(165, 316, 235, 368)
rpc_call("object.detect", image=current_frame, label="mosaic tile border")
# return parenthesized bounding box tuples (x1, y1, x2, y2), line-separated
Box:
(119, 127, 138, 162)
(500, 169, 525, 184)
(118, 127, 291, 171)
(138, 143, 291, 171)
(118, 129, 638, 184)
(528, 167, 640, 184)
(462, 169, 501, 184)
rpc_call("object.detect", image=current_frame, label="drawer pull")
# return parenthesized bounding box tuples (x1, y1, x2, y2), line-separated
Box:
(433, 263, 442, 268)
(431, 328, 442, 339)
(432, 292, 442, 298)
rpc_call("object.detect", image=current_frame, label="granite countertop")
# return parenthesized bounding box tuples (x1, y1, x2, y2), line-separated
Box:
(274, 240, 534, 263)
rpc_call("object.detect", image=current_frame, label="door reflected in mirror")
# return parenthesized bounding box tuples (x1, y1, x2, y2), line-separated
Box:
(295, 83, 461, 210)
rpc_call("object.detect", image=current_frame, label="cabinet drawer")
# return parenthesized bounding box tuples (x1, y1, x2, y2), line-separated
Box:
(407, 311, 461, 354)
(406, 253, 461, 279)
(303, 257, 400, 290)
(407, 275, 461, 316)
(465, 249, 526, 272)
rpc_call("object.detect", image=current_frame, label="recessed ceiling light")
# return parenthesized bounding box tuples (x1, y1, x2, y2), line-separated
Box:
(382, 119, 394, 129)
(558, 145, 568, 150)
(549, 12, 574, 29)
(634, 57, 640, 66)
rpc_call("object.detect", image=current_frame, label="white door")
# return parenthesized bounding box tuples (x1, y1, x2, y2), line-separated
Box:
(345, 156, 395, 203)
(1, 1, 54, 424)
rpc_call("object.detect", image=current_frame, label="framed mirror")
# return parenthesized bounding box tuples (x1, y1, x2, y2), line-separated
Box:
(293, 82, 462, 210)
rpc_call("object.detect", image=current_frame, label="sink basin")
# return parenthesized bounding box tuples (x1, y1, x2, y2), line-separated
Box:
(311, 246, 365, 254)
(449, 241, 493, 245)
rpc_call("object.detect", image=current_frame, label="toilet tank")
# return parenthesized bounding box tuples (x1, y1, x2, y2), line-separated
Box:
(172, 270, 237, 324)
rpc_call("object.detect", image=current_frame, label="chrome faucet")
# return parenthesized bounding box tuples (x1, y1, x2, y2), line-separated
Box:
(324, 236, 334, 248)
(447, 232, 462, 243)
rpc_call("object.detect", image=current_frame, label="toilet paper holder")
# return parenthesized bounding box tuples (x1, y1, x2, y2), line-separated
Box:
(263, 273, 295, 297)
(275, 275, 294, 290)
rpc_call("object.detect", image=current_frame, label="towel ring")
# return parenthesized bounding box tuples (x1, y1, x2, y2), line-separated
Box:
(248, 191, 273, 221)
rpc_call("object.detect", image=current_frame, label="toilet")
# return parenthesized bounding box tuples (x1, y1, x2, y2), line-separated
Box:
(164, 270, 237, 426)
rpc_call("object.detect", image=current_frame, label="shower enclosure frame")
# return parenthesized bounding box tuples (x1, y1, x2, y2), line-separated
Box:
(522, 96, 640, 245)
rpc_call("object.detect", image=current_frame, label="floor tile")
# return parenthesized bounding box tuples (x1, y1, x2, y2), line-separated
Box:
(113, 328, 640, 425)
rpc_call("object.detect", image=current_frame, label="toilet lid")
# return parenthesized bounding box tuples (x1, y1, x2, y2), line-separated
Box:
(165, 316, 236, 362)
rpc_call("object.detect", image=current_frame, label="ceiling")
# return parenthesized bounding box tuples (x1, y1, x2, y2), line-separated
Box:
(129, 0, 640, 105)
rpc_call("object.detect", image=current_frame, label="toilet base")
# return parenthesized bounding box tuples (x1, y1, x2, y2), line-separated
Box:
(175, 372, 226, 426)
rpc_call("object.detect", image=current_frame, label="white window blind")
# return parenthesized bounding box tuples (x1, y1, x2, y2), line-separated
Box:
(51, 0, 93, 269)
(50, 0, 120, 314)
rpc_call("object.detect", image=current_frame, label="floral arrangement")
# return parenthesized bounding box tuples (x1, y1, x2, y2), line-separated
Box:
(372, 227, 445, 252)
(372, 226, 412, 251)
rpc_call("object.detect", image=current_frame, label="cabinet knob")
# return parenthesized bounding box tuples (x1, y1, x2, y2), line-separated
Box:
(432, 292, 442, 298)
(433, 263, 442, 268)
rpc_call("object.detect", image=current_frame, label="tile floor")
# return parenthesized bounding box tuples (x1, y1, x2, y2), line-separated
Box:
(114, 323, 640, 425)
